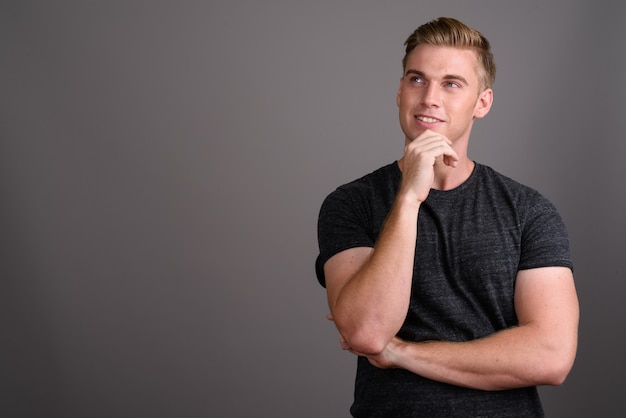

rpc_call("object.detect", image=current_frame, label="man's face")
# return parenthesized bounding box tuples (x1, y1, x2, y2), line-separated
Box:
(397, 44, 492, 145)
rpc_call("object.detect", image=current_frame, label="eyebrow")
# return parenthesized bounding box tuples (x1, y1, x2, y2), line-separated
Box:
(405, 69, 469, 85)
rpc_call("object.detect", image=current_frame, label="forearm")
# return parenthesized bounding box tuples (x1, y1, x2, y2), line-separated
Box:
(329, 193, 420, 354)
(327, 133, 462, 355)
(357, 266, 581, 391)
(390, 324, 577, 391)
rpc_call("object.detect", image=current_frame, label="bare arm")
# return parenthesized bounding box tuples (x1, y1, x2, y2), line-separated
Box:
(356, 266, 579, 391)
(324, 130, 459, 355)
(324, 199, 418, 355)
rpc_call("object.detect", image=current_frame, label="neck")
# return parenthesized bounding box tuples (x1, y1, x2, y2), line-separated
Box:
(432, 157, 475, 190)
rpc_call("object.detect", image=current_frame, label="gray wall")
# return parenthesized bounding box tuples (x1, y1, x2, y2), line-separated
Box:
(1, 1, 624, 417)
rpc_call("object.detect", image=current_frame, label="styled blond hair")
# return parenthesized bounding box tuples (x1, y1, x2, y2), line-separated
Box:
(402, 17, 496, 90)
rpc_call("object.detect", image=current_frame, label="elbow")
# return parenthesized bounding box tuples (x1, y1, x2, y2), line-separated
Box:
(331, 308, 400, 355)
(350, 335, 388, 356)
(526, 325, 578, 387)
(340, 325, 391, 355)
(537, 347, 577, 387)
(543, 358, 575, 387)
(540, 367, 570, 387)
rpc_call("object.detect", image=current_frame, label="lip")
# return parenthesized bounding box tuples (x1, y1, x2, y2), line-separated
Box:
(415, 114, 444, 127)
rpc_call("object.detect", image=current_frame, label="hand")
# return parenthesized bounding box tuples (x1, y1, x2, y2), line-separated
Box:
(360, 337, 404, 369)
(400, 129, 459, 203)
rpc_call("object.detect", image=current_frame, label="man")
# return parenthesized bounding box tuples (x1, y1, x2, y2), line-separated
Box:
(315, 17, 579, 417)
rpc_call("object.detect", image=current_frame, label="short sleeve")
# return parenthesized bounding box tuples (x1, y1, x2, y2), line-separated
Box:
(519, 192, 573, 271)
(315, 187, 376, 287)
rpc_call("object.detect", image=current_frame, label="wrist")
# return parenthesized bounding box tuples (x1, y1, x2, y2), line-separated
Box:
(394, 188, 424, 211)
(385, 338, 408, 369)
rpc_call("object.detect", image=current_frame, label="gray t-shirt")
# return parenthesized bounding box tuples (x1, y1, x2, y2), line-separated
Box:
(316, 161, 572, 417)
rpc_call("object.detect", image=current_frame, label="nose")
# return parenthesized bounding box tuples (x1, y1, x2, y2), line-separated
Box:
(421, 84, 440, 107)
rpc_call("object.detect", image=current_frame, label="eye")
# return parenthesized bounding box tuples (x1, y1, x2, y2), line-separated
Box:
(444, 81, 460, 88)
(409, 75, 425, 84)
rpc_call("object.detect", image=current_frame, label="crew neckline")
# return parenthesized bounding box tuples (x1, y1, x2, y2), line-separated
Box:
(392, 160, 480, 195)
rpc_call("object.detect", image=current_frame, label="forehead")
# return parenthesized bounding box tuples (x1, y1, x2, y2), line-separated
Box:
(404, 44, 481, 83)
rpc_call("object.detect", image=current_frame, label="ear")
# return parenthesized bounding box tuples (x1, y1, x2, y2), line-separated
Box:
(396, 77, 403, 107)
(474, 88, 493, 119)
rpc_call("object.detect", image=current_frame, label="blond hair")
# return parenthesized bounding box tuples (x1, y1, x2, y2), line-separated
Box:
(402, 17, 496, 90)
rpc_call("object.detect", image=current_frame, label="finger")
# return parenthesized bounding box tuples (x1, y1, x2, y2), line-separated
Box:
(413, 128, 440, 142)
(442, 150, 459, 167)
(406, 135, 453, 158)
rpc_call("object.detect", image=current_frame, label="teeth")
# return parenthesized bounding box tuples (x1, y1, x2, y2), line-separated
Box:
(418, 116, 439, 123)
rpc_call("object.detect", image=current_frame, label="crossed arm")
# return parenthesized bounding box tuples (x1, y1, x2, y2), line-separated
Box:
(326, 250, 579, 391)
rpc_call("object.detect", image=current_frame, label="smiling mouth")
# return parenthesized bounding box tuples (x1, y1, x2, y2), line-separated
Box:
(416, 116, 441, 123)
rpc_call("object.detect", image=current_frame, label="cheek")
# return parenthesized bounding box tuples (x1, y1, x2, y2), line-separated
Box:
(451, 100, 477, 118)
(398, 93, 417, 111)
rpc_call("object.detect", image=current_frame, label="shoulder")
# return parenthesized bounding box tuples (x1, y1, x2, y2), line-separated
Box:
(472, 163, 566, 231)
(474, 163, 551, 206)
(321, 162, 400, 207)
(473, 163, 572, 270)
(316, 162, 399, 287)
(337, 162, 399, 192)
(476, 163, 535, 193)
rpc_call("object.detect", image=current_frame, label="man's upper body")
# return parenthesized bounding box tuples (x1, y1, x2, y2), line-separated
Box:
(317, 160, 573, 416)
(315, 17, 579, 416)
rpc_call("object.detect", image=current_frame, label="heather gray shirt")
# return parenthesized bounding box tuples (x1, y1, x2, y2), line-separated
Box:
(316, 161, 572, 417)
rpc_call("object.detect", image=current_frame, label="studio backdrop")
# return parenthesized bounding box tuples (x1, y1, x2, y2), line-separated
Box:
(2, 1, 625, 417)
